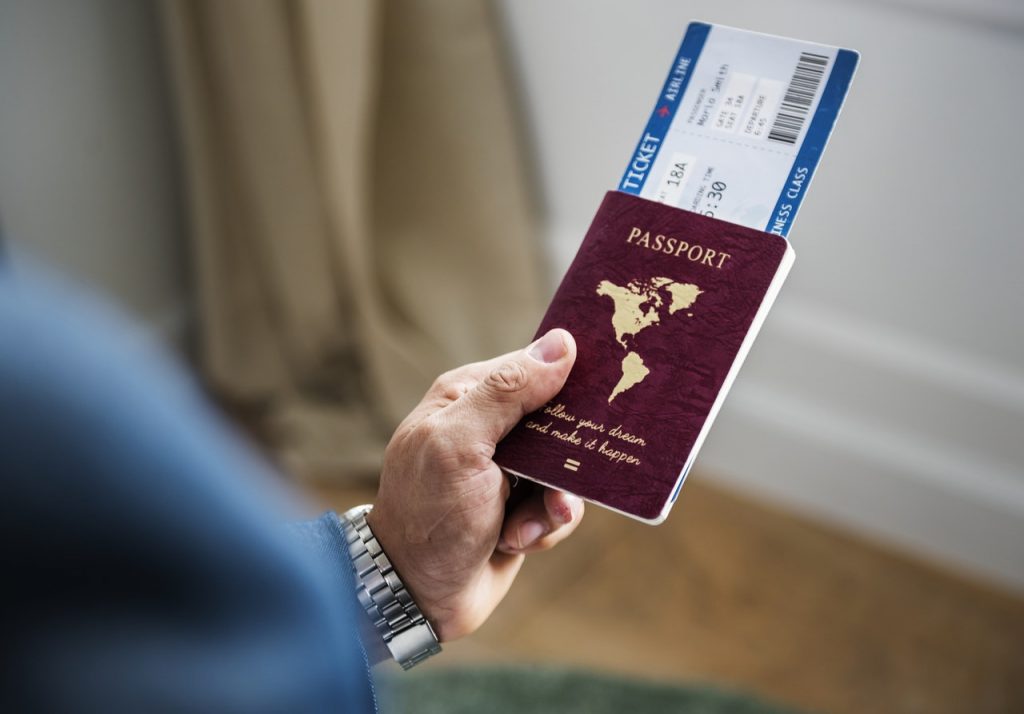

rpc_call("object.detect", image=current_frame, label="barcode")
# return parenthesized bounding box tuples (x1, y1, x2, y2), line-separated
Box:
(768, 52, 829, 145)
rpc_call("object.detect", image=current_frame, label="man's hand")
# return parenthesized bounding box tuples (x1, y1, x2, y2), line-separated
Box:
(367, 329, 583, 642)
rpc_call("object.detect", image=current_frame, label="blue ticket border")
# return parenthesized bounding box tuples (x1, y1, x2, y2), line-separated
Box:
(766, 48, 859, 237)
(618, 22, 711, 195)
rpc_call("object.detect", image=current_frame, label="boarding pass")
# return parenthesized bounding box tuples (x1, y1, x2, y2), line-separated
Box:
(618, 22, 858, 238)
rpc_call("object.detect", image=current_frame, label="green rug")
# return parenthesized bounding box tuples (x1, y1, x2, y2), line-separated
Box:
(377, 666, 805, 714)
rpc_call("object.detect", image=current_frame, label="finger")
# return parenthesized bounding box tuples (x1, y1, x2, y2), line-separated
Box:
(444, 329, 576, 444)
(424, 355, 514, 404)
(497, 487, 585, 554)
(399, 352, 513, 429)
(412, 347, 539, 424)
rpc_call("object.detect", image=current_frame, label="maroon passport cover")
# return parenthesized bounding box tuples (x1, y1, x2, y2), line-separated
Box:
(494, 190, 793, 523)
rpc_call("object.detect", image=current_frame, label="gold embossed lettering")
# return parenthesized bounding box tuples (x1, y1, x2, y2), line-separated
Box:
(624, 227, 732, 270)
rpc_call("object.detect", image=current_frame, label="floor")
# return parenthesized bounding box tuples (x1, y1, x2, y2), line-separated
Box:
(312, 474, 1024, 714)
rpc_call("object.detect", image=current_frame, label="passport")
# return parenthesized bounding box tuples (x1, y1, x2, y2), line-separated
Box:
(493, 21, 854, 523)
(495, 191, 793, 523)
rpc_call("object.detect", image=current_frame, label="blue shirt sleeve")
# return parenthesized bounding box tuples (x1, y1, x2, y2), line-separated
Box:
(0, 265, 376, 713)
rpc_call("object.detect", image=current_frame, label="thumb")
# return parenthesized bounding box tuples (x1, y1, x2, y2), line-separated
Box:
(449, 329, 576, 445)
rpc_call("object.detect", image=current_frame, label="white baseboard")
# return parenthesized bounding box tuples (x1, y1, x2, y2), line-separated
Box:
(697, 300, 1024, 593)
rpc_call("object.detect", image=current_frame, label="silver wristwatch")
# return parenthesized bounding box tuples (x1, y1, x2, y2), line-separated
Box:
(341, 505, 442, 669)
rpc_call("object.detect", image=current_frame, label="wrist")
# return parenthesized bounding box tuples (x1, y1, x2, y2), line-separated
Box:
(341, 505, 442, 670)
(363, 499, 443, 633)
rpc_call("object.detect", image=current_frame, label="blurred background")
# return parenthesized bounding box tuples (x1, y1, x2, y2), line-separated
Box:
(1, 1, 1022, 712)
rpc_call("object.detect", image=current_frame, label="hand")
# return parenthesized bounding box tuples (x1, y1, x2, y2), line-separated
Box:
(367, 329, 583, 642)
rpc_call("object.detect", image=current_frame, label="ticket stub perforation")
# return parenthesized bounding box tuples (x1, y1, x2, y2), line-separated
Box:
(619, 22, 858, 238)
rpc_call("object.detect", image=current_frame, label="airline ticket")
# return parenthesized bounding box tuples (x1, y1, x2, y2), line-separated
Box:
(618, 22, 858, 237)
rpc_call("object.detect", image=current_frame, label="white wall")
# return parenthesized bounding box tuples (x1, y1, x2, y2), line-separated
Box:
(0, 0, 187, 342)
(497, 0, 1024, 590)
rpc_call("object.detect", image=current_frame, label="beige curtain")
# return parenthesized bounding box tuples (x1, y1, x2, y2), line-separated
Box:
(160, 0, 545, 482)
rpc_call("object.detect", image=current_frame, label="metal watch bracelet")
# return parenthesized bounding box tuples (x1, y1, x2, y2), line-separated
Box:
(341, 505, 442, 670)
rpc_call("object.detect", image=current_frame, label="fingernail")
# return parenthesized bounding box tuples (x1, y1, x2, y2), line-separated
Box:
(528, 330, 567, 364)
(557, 495, 583, 525)
(517, 520, 546, 549)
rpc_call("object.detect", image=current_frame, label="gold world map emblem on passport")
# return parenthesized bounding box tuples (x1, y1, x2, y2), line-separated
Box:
(596, 277, 703, 402)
